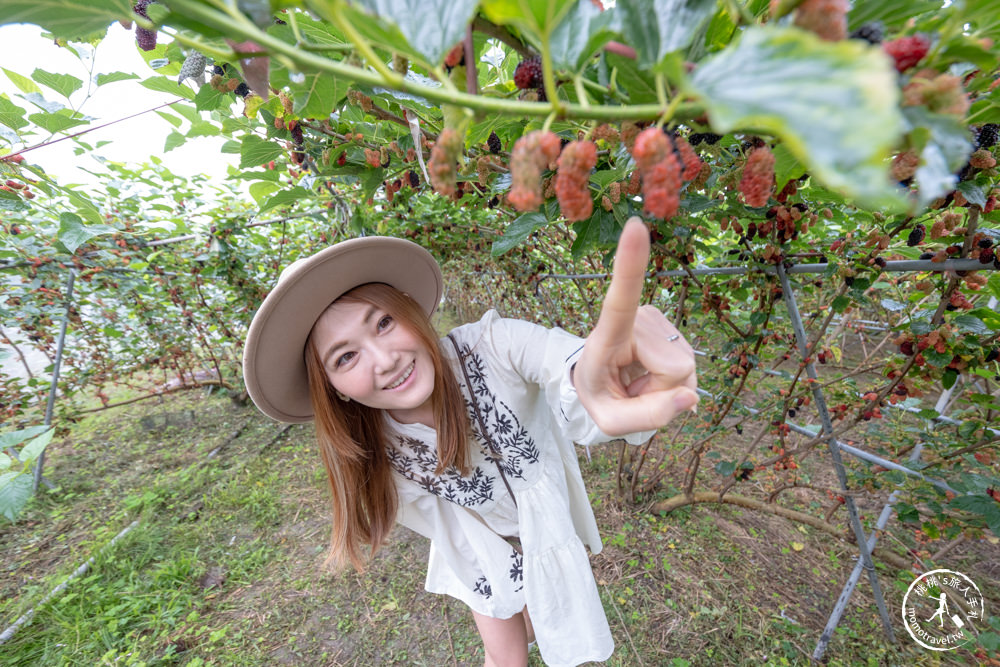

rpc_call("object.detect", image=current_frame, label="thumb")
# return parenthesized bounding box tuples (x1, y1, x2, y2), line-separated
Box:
(598, 387, 700, 436)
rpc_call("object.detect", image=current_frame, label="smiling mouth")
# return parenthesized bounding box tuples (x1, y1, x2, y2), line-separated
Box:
(384, 362, 415, 390)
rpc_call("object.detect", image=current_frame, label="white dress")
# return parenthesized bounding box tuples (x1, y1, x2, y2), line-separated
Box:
(387, 310, 652, 667)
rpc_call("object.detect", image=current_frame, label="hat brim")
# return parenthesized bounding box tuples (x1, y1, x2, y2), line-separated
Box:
(243, 236, 442, 423)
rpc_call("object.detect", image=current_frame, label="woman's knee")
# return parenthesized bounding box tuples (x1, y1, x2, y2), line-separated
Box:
(471, 609, 529, 667)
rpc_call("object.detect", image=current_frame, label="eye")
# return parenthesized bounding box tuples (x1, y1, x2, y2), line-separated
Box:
(377, 314, 393, 331)
(335, 350, 356, 367)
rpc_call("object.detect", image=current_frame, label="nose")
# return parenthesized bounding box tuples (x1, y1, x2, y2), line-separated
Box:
(369, 341, 399, 375)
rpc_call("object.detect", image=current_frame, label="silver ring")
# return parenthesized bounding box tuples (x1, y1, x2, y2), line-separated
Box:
(667, 334, 681, 342)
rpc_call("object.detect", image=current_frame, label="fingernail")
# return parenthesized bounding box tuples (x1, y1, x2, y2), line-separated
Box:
(674, 391, 698, 414)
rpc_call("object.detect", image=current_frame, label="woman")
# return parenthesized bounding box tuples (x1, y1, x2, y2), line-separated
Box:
(243, 217, 698, 666)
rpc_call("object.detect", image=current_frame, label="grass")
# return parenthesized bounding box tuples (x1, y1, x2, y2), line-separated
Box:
(0, 379, 997, 665)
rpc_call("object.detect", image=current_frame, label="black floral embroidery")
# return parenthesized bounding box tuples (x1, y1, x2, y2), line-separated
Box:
(388, 436, 495, 508)
(509, 550, 524, 593)
(473, 576, 493, 599)
(454, 342, 541, 481)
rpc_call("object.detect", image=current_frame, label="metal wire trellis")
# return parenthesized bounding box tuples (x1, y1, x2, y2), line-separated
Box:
(500, 256, 1000, 660)
(10, 247, 999, 661)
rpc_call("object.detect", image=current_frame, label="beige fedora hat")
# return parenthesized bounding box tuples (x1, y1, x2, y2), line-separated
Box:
(243, 236, 442, 423)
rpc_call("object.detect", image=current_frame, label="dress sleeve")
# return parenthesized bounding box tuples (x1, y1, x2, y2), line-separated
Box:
(480, 311, 654, 446)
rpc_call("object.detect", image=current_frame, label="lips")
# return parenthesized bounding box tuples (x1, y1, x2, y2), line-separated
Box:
(384, 361, 415, 390)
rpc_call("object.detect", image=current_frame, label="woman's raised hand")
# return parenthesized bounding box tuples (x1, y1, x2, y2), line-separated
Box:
(573, 217, 699, 436)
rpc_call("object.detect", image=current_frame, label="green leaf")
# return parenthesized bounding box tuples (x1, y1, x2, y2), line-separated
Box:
(953, 314, 992, 335)
(605, 53, 657, 105)
(95, 71, 140, 86)
(942, 368, 958, 390)
(880, 298, 906, 312)
(480, 0, 578, 45)
(492, 211, 548, 256)
(239, 134, 284, 169)
(56, 212, 117, 254)
(140, 76, 196, 101)
(193, 82, 230, 112)
(616, 0, 716, 69)
(0, 425, 49, 450)
(2, 68, 41, 94)
(905, 107, 973, 209)
(949, 494, 1000, 537)
(0, 0, 130, 40)
(352, 0, 480, 66)
(714, 460, 736, 477)
(549, 0, 621, 74)
(772, 143, 805, 190)
(259, 186, 312, 214)
(28, 111, 89, 134)
(31, 69, 83, 99)
(164, 130, 186, 152)
(831, 295, 850, 313)
(956, 180, 987, 209)
(19, 428, 54, 464)
(187, 121, 220, 138)
(0, 96, 29, 131)
(0, 473, 34, 522)
(0, 452, 10, 470)
(847, 0, 941, 30)
(571, 207, 620, 259)
(290, 72, 345, 119)
(688, 26, 906, 210)
(249, 181, 280, 205)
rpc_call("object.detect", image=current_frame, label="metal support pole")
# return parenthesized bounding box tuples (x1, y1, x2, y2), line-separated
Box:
(776, 264, 897, 650)
(812, 381, 954, 660)
(34, 269, 76, 492)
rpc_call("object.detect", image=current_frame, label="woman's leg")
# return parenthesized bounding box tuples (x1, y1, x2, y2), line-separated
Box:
(471, 608, 529, 667)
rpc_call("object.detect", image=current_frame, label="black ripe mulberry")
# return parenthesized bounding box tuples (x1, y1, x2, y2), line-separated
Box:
(514, 57, 543, 90)
(487, 131, 502, 155)
(907, 224, 926, 247)
(234, 82, 250, 98)
(134, 1, 158, 51)
(977, 123, 999, 149)
(407, 169, 419, 188)
(986, 348, 1000, 363)
(849, 22, 883, 44)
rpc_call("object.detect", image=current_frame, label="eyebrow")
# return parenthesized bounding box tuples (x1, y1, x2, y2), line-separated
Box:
(322, 305, 378, 366)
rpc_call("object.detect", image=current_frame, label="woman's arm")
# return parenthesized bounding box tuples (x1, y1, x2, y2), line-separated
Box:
(572, 217, 699, 436)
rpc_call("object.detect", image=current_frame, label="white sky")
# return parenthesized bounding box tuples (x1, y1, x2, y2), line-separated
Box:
(0, 22, 234, 187)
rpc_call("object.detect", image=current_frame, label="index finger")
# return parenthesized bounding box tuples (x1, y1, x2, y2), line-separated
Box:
(593, 216, 651, 344)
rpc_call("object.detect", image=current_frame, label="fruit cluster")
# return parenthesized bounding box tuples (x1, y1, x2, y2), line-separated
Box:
(555, 140, 597, 221)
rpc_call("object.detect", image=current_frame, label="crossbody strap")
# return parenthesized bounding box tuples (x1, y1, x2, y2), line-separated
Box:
(446, 333, 517, 508)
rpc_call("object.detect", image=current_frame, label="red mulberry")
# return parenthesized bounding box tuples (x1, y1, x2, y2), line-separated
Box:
(514, 57, 543, 90)
(364, 148, 381, 168)
(428, 128, 463, 198)
(509, 131, 561, 211)
(738, 145, 775, 208)
(555, 140, 597, 221)
(793, 0, 849, 42)
(891, 151, 920, 182)
(969, 148, 997, 169)
(883, 35, 930, 73)
(632, 127, 681, 219)
(674, 136, 702, 181)
(443, 43, 464, 69)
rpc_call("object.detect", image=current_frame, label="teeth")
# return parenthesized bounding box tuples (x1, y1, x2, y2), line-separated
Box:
(386, 363, 414, 389)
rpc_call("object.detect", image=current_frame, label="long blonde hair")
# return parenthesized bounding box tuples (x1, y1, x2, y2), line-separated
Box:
(304, 283, 470, 571)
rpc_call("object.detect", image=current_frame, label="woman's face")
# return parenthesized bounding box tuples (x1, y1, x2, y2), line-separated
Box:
(310, 299, 436, 425)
